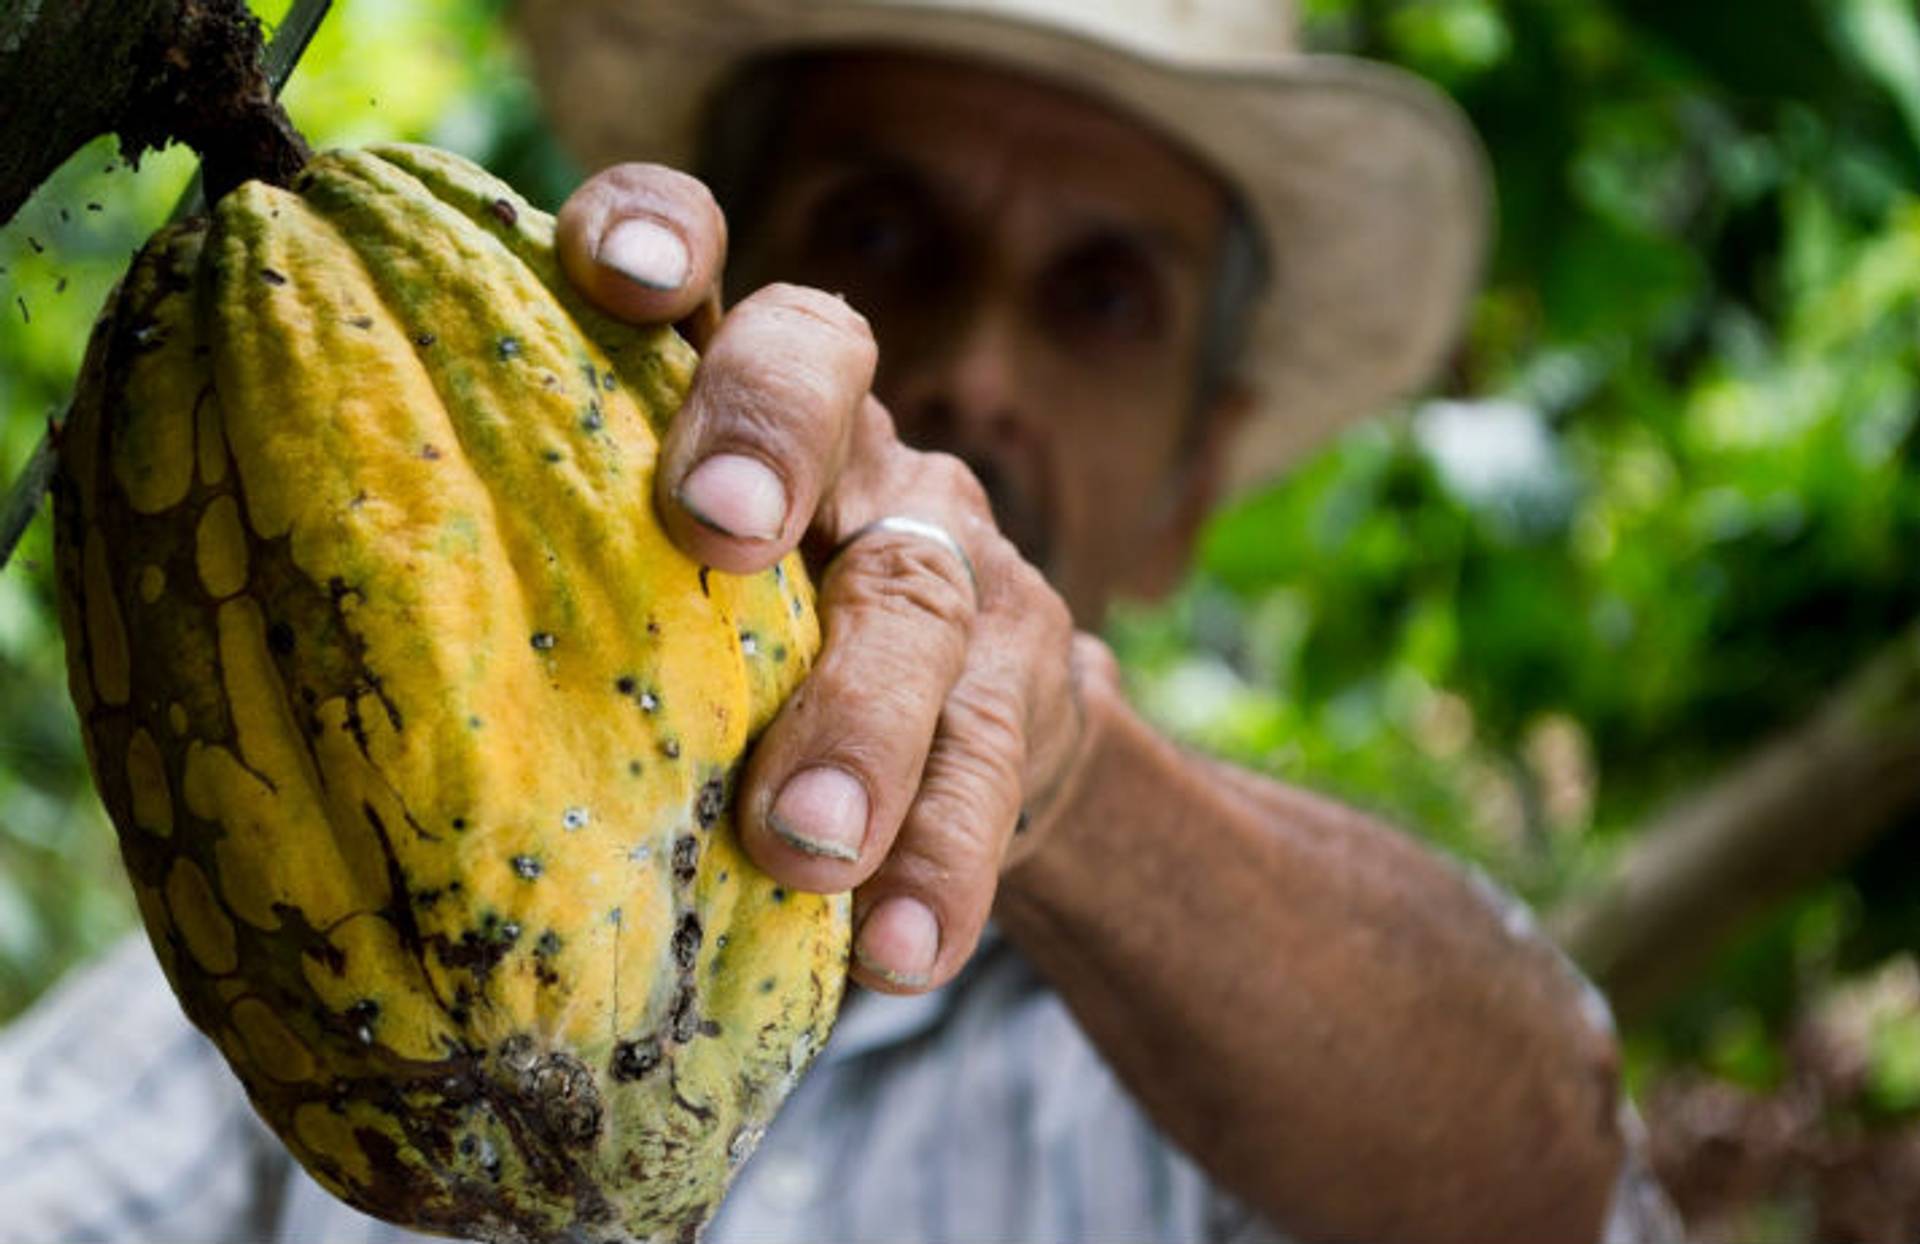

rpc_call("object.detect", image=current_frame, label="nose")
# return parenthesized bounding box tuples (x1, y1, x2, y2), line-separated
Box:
(885, 305, 1035, 460)
(879, 302, 1054, 569)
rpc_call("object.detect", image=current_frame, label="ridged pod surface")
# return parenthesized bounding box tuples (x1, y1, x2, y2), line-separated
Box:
(51, 144, 849, 1244)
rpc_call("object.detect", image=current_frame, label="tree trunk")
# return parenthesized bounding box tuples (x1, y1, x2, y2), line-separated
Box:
(1550, 623, 1920, 1025)
(0, 0, 305, 228)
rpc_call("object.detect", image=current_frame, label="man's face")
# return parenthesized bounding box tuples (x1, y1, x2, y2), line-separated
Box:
(725, 53, 1240, 623)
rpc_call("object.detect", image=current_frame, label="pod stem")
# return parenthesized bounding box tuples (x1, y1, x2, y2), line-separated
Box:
(120, 0, 314, 202)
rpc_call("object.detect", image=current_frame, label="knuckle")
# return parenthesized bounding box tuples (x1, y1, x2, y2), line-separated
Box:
(696, 352, 824, 445)
(916, 451, 991, 515)
(832, 537, 977, 633)
(942, 684, 1029, 781)
(750, 283, 877, 355)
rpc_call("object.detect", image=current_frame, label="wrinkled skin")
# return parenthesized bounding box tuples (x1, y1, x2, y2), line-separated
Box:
(551, 51, 1635, 1244)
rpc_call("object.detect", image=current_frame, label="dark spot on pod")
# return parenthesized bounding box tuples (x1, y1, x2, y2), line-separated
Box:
(531, 632, 556, 651)
(26, 236, 43, 253)
(59, 207, 69, 222)
(628, 760, 643, 777)
(700, 1019, 721, 1038)
(348, 315, 374, 329)
(327, 576, 362, 608)
(55, 277, 67, 294)
(467, 716, 483, 730)
(739, 630, 759, 656)
(414, 887, 442, 908)
(266, 620, 296, 655)
(646, 618, 661, 636)
(414, 331, 437, 347)
(770, 887, 787, 903)
(668, 988, 700, 1043)
(698, 567, 712, 597)
(612, 1037, 662, 1081)
(459, 1135, 477, 1157)
(715, 933, 729, 949)
(345, 999, 380, 1045)
(695, 778, 725, 829)
(451, 817, 468, 831)
(772, 644, 788, 664)
(87, 201, 103, 211)
(615, 675, 637, 695)
(660, 737, 680, 759)
(581, 403, 604, 433)
(672, 835, 699, 884)
(497, 335, 522, 360)
(602, 370, 617, 393)
(511, 854, 541, 880)
(758, 976, 776, 994)
(1015, 809, 1031, 835)
(535, 929, 562, 957)
(450, 986, 473, 1027)
(421, 443, 442, 460)
(435, 913, 520, 977)
(489, 197, 519, 227)
(260, 267, 287, 285)
(542, 449, 563, 464)
(671, 913, 702, 969)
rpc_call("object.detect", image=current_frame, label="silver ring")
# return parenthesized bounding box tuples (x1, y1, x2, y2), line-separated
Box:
(837, 515, 979, 601)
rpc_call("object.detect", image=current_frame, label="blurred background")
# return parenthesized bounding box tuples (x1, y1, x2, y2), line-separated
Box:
(3, 0, 1919, 1239)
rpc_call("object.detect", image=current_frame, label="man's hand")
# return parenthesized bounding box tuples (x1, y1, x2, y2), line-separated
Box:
(556, 164, 1100, 995)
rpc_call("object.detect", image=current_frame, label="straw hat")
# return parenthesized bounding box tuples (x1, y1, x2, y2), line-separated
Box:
(514, 0, 1490, 489)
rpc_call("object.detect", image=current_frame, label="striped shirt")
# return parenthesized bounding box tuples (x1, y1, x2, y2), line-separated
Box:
(1, 926, 1679, 1243)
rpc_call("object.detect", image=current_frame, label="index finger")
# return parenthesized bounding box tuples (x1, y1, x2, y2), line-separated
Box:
(555, 162, 728, 324)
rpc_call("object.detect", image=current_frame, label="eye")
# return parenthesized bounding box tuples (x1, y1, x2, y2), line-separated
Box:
(802, 176, 934, 281)
(1041, 235, 1167, 344)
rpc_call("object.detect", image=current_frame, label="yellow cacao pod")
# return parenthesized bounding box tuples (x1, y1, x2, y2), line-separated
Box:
(52, 143, 849, 1243)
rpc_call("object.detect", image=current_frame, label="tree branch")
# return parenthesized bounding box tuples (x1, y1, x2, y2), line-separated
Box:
(0, 0, 305, 227)
(1550, 623, 1920, 1025)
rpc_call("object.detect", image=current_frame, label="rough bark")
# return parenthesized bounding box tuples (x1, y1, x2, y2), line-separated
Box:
(0, 0, 306, 227)
(1550, 623, 1920, 1025)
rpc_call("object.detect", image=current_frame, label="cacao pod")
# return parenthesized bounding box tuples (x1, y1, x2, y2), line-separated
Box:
(52, 143, 849, 1243)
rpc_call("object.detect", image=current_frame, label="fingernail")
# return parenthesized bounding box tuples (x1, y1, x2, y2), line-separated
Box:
(768, 766, 867, 862)
(597, 217, 689, 291)
(678, 454, 788, 542)
(856, 897, 940, 988)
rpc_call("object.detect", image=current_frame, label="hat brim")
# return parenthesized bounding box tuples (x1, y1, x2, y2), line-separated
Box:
(516, 0, 1491, 491)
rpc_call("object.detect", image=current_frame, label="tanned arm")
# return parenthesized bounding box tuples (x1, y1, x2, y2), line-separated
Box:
(997, 659, 1627, 1244)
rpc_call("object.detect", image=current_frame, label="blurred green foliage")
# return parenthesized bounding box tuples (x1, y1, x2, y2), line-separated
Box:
(1, 2, 1918, 1218)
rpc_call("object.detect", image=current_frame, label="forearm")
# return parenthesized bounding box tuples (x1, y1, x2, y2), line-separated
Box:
(996, 662, 1626, 1244)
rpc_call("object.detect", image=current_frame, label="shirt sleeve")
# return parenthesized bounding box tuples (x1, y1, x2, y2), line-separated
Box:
(0, 934, 290, 1244)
